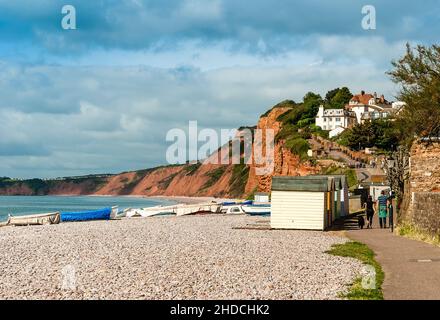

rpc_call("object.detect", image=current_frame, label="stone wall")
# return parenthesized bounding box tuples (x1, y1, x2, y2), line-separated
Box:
(410, 192, 440, 236)
(401, 140, 440, 236)
(409, 141, 440, 192)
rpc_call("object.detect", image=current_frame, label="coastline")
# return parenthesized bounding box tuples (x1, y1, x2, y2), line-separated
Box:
(0, 194, 236, 205)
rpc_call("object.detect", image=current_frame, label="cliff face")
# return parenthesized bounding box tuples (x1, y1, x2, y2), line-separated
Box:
(0, 104, 320, 198)
(245, 106, 319, 194)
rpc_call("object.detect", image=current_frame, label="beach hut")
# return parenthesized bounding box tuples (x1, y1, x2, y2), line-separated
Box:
(254, 192, 269, 204)
(316, 175, 349, 218)
(275, 175, 348, 218)
(270, 176, 340, 231)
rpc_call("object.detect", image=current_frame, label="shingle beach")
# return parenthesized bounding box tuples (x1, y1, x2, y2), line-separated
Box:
(0, 215, 363, 299)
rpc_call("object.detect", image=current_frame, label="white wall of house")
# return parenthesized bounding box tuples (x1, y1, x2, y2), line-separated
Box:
(350, 105, 370, 123)
(315, 106, 356, 131)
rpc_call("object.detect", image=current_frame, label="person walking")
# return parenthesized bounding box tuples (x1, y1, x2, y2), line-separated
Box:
(377, 190, 388, 228)
(388, 193, 395, 232)
(364, 195, 375, 228)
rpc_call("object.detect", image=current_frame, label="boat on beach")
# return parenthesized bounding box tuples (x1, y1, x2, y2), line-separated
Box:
(241, 204, 271, 216)
(60, 206, 117, 222)
(219, 204, 245, 214)
(124, 202, 221, 218)
(6, 212, 61, 226)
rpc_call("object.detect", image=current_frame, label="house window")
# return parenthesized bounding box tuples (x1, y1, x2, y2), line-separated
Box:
(336, 117, 341, 122)
(323, 118, 327, 122)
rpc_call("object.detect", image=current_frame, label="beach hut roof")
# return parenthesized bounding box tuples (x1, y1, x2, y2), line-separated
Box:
(271, 176, 340, 192)
(274, 175, 344, 190)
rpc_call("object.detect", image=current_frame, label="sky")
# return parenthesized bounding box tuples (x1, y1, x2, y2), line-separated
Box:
(0, 0, 439, 179)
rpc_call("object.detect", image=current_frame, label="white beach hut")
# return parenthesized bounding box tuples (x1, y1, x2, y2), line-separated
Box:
(254, 192, 270, 204)
(270, 176, 340, 231)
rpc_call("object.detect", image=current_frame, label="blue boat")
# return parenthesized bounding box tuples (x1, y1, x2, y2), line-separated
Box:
(221, 201, 237, 206)
(60, 207, 113, 222)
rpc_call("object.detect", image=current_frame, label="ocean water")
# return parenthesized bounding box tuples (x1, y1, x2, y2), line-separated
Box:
(0, 196, 176, 222)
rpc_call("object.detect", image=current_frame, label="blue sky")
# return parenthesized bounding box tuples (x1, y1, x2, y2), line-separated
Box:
(0, 0, 438, 178)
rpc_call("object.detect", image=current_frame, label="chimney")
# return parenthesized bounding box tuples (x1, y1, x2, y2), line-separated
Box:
(361, 90, 365, 96)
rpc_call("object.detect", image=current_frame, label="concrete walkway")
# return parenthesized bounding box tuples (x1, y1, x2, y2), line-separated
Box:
(346, 215, 440, 300)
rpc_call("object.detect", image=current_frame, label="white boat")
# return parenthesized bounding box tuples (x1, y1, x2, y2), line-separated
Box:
(124, 202, 221, 218)
(7, 212, 61, 226)
(219, 204, 245, 214)
(175, 202, 221, 216)
(241, 204, 271, 216)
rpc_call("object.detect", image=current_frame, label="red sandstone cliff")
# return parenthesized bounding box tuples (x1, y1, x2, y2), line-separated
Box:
(245, 106, 319, 194)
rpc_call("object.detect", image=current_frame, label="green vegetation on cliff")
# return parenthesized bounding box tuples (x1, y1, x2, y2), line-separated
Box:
(229, 164, 250, 198)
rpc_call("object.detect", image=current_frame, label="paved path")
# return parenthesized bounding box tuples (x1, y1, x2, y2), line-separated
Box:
(345, 215, 440, 300)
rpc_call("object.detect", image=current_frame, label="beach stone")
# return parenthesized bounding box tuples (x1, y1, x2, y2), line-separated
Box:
(0, 215, 362, 299)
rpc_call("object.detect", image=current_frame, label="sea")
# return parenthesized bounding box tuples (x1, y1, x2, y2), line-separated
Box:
(0, 196, 176, 222)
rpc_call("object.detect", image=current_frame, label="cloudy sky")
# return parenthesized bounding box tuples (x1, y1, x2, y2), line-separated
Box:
(0, 0, 438, 178)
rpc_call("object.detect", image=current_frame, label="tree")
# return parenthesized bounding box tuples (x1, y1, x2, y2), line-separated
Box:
(388, 44, 440, 143)
(336, 119, 400, 151)
(385, 147, 410, 213)
(324, 87, 353, 109)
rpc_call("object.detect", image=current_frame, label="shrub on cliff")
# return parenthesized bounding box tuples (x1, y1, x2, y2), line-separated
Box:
(285, 137, 310, 160)
(260, 99, 296, 118)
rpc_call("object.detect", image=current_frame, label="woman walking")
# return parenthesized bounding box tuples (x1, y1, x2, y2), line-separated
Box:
(376, 190, 388, 228)
(364, 195, 375, 228)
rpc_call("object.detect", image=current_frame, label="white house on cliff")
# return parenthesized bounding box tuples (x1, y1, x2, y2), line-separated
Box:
(315, 106, 357, 138)
(315, 91, 405, 138)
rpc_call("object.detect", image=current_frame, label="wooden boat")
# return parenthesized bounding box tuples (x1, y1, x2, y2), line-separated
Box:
(241, 204, 271, 216)
(7, 212, 61, 226)
(60, 207, 113, 222)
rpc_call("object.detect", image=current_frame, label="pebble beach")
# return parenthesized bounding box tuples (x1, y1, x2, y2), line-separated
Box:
(0, 215, 363, 300)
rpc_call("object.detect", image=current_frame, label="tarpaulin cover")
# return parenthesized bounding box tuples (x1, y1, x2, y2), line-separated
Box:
(61, 207, 111, 222)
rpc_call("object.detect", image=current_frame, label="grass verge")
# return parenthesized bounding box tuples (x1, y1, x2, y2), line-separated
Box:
(396, 222, 440, 247)
(326, 241, 384, 300)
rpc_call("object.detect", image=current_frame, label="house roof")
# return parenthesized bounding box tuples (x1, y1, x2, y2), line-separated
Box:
(350, 93, 375, 105)
(271, 176, 342, 192)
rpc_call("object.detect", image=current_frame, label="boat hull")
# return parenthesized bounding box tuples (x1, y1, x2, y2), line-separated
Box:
(241, 205, 271, 216)
(124, 203, 221, 218)
(7, 212, 61, 226)
(60, 207, 112, 222)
